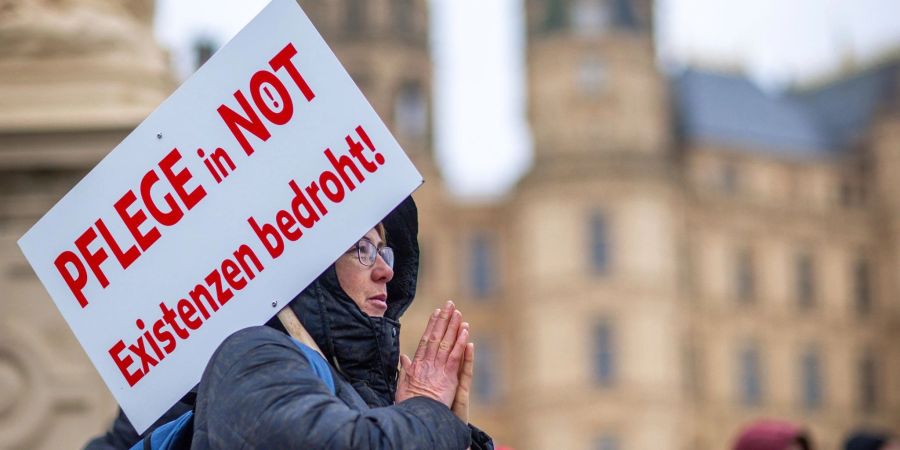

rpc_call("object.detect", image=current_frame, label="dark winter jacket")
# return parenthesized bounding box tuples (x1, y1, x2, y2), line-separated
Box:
(190, 325, 469, 449)
(192, 196, 489, 449)
(87, 197, 493, 449)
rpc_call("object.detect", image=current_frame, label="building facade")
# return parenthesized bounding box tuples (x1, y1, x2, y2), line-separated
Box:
(1, 0, 898, 449)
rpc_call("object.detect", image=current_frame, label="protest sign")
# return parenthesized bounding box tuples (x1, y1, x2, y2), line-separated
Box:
(17, 0, 422, 433)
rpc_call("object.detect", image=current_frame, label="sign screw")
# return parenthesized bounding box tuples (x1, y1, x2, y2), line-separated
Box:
(156, 133, 163, 139)
(271, 301, 278, 308)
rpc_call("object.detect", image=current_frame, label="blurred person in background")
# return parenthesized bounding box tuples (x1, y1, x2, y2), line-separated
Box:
(845, 431, 900, 450)
(733, 419, 814, 450)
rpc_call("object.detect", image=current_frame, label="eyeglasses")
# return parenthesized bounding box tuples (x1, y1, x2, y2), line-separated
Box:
(350, 238, 394, 268)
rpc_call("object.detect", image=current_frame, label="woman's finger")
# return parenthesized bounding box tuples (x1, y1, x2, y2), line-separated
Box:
(424, 301, 455, 362)
(437, 309, 463, 364)
(451, 342, 474, 422)
(459, 342, 474, 387)
(414, 309, 440, 363)
(445, 325, 468, 374)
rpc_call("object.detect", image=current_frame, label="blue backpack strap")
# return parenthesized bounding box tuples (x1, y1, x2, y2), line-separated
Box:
(128, 410, 194, 450)
(289, 338, 336, 395)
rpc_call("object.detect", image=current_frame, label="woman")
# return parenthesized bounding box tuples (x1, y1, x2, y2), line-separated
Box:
(86, 197, 491, 449)
(190, 197, 493, 449)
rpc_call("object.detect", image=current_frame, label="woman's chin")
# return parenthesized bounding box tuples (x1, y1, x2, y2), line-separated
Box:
(363, 298, 388, 317)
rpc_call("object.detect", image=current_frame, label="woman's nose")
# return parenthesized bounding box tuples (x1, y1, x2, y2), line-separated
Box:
(371, 255, 394, 283)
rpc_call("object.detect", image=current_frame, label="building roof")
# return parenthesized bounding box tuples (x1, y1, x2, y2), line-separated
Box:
(671, 62, 898, 158)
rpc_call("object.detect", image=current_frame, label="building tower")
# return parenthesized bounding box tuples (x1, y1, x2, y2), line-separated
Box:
(300, 0, 436, 176)
(507, 1, 684, 449)
(525, 0, 666, 163)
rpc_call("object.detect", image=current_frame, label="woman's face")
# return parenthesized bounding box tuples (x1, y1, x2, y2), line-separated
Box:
(335, 227, 394, 317)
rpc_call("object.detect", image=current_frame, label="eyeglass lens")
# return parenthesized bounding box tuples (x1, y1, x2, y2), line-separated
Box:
(357, 239, 394, 268)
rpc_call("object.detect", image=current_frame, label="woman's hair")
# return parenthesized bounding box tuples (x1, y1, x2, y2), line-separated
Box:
(375, 222, 387, 243)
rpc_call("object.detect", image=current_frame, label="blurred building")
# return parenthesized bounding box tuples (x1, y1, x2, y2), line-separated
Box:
(1, 0, 899, 449)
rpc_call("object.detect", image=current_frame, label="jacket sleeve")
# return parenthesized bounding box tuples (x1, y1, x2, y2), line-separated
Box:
(82, 409, 139, 450)
(193, 327, 471, 450)
(468, 423, 495, 450)
(84, 394, 195, 450)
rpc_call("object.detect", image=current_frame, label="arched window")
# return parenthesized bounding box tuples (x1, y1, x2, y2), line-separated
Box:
(394, 80, 427, 139)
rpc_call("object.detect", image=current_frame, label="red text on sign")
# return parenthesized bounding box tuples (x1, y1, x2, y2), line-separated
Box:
(55, 148, 207, 308)
(109, 243, 264, 386)
(218, 42, 316, 157)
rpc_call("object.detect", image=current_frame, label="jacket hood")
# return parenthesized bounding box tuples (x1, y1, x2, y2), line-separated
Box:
(279, 196, 419, 407)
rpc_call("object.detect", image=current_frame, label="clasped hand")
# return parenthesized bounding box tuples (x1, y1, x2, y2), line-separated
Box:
(396, 301, 475, 423)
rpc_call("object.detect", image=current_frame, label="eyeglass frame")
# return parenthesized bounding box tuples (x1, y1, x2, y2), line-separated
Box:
(348, 237, 394, 268)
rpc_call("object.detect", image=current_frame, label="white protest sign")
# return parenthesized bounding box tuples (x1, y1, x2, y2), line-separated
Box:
(17, 0, 422, 433)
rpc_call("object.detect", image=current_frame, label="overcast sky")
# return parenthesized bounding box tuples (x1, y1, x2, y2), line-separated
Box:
(155, 0, 900, 199)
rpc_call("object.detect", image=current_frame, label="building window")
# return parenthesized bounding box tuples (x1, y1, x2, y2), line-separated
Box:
(393, 0, 414, 33)
(739, 344, 763, 407)
(345, 0, 367, 33)
(474, 338, 497, 403)
(611, 0, 639, 29)
(736, 248, 755, 304)
(394, 80, 427, 139)
(721, 162, 739, 194)
(854, 258, 872, 315)
(590, 212, 610, 273)
(594, 435, 620, 450)
(578, 56, 608, 96)
(838, 178, 866, 208)
(859, 352, 878, 413)
(800, 348, 823, 410)
(796, 253, 815, 309)
(571, 0, 611, 35)
(684, 343, 702, 400)
(469, 233, 495, 298)
(192, 37, 217, 72)
(592, 320, 616, 386)
(543, 0, 568, 31)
